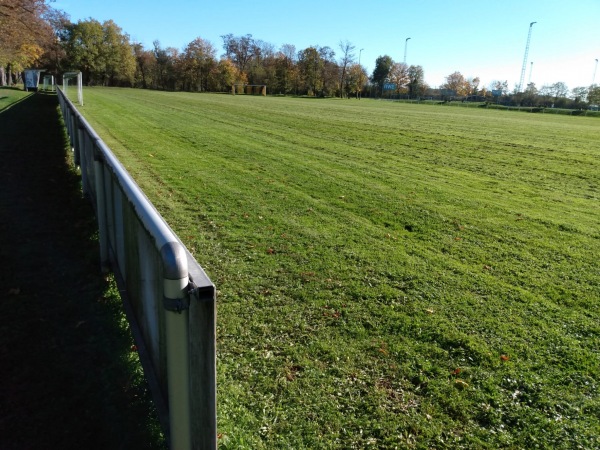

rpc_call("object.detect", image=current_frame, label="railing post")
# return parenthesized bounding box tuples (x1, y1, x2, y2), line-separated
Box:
(161, 242, 191, 450)
(77, 119, 88, 197)
(93, 143, 110, 273)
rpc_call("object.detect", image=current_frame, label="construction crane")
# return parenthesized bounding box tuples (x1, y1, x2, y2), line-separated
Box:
(518, 22, 536, 92)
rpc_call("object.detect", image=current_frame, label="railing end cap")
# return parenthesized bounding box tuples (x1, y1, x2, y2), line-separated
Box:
(160, 241, 188, 280)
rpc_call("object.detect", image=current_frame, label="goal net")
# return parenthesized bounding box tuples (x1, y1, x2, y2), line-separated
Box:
(63, 71, 83, 106)
(232, 84, 267, 96)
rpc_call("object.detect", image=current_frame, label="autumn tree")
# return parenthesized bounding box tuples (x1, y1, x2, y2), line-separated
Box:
(210, 58, 240, 92)
(442, 71, 469, 96)
(388, 62, 409, 96)
(273, 44, 297, 95)
(466, 76, 480, 95)
(0, 0, 54, 85)
(345, 63, 367, 98)
(490, 80, 509, 96)
(319, 46, 338, 97)
(247, 40, 275, 86)
(36, 8, 70, 76)
(132, 42, 155, 89)
(221, 33, 256, 76)
(338, 40, 355, 97)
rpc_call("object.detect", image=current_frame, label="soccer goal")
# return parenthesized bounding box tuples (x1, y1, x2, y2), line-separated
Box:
(232, 84, 267, 96)
(42, 75, 55, 92)
(63, 71, 83, 106)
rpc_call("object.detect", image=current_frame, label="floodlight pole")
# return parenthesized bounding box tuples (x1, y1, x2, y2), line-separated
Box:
(593, 58, 598, 86)
(518, 21, 536, 92)
(404, 37, 411, 65)
(359, 48, 364, 99)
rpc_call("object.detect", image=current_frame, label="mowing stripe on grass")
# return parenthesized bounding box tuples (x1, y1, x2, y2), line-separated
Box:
(76, 87, 599, 449)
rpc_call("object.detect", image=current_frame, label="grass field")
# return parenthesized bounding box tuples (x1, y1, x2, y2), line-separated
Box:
(75, 87, 599, 449)
(0, 86, 31, 112)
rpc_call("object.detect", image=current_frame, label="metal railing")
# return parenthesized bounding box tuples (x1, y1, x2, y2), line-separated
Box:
(57, 88, 216, 450)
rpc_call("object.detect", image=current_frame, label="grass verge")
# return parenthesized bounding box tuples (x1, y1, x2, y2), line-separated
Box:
(0, 92, 166, 449)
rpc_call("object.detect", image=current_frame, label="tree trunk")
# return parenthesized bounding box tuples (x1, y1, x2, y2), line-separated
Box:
(0, 66, 5, 86)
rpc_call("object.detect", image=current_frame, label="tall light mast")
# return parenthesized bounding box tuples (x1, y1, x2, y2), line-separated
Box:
(527, 61, 533, 87)
(593, 58, 598, 85)
(404, 37, 411, 65)
(518, 21, 536, 92)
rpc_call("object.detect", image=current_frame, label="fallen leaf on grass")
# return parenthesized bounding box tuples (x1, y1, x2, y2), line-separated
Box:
(425, 308, 434, 314)
(500, 354, 510, 361)
(451, 368, 461, 375)
(455, 379, 469, 388)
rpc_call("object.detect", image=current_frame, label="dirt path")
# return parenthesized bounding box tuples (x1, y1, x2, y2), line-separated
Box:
(0, 92, 164, 449)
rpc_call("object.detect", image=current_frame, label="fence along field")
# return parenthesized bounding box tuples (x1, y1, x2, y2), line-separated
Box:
(74, 87, 599, 449)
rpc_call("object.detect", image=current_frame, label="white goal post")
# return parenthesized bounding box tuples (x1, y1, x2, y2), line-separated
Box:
(43, 75, 55, 92)
(63, 71, 83, 106)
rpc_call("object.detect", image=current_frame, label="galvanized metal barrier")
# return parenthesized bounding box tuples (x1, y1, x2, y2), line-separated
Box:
(57, 88, 216, 450)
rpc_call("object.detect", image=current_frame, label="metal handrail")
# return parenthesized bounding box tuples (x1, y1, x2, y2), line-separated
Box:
(57, 87, 216, 450)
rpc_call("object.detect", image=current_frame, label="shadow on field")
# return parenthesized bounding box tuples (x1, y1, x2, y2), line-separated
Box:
(0, 93, 165, 449)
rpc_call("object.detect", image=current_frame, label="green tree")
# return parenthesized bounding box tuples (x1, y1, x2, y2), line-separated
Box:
(407, 65, 426, 98)
(298, 46, 324, 96)
(570, 86, 588, 103)
(587, 85, 600, 105)
(370, 55, 393, 94)
(66, 19, 104, 84)
(102, 20, 135, 86)
(66, 19, 135, 86)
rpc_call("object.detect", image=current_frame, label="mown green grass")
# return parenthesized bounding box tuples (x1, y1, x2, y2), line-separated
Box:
(75, 87, 599, 449)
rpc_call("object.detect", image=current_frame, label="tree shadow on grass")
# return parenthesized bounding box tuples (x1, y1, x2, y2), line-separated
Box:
(0, 94, 166, 449)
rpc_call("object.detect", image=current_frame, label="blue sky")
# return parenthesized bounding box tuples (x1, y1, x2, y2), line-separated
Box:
(53, 0, 599, 90)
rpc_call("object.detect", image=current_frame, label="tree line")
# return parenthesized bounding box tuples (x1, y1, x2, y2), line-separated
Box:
(2, 0, 599, 106)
